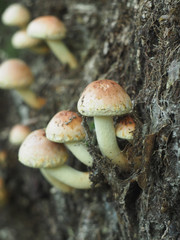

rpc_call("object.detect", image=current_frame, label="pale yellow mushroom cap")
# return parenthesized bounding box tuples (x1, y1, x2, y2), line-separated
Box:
(0, 59, 34, 89)
(78, 79, 132, 116)
(1, 3, 30, 27)
(9, 124, 31, 145)
(12, 30, 41, 49)
(27, 16, 66, 40)
(46, 111, 86, 143)
(116, 116, 135, 140)
(18, 129, 68, 168)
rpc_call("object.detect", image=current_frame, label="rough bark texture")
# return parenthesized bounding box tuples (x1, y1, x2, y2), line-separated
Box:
(0, 0, 180, 239)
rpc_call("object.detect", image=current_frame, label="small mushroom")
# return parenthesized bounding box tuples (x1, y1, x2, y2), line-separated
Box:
(11, 29, 49, 54)
(1, 3, 31, 28)
(27, 16, 78, 69)
(9, 124, 31, 146)
(18, 129, 93, 190)
(115, 116, 135, 143)
(0, 59, 46, 109)
(46, 110, 93, 167)
(11, 29, 42, 50)
(78, 79, 132, 171)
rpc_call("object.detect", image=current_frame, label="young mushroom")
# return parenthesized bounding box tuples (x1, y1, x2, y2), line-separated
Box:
(27, 16, 78, 69)
(11, 29, 49, 54)
(115, 116, 136, 143)
(0, 59, 46, 109)
(78, 79, 132, 171)
(12, 30, 41, 50)
(9, 124, 31, 146)
(46, 110, 93, 167)
(18, 129, 93, 190)
(1, 3, 31, 28)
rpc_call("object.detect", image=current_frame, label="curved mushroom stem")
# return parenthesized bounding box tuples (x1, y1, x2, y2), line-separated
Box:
(16, 88, 46, 109)
(65, 142, 93, 167)
(94, 116, 130, 171)
(40, 169, 74, 193)
(44, 165, 92, 189)
(46, 40, 78, 69)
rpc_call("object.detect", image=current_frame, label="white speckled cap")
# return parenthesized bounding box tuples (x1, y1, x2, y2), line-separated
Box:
(2, 3, 30, 27)
(116, 116, 135, 140)
(0, 59, 34, 89)
(27, 16, 66, 40)
(12, 30, 41, 49)
(46, 111, 86, 143)
(77, 79, 132, 117)
(18, 129, 68, 168)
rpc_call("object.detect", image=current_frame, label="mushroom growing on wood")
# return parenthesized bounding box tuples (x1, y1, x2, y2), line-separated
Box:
(46, 110, 93, 167)
(1, 3, 30, 28)
(9, 124, 31, 146)
(0, 59, 46, 109)
(27, 16, 78, 69)
(78, 79, 132, 171)
(18, 129, 93, 190)
(115, 116, 136, 143)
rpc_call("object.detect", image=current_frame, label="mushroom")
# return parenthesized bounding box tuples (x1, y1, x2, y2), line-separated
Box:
(9, 124, 31, 146)
(115, 116, 135, 143)
(46, 110, 93, 167)
(0, 59, 46, 109)
(18, 129, 93, 190)
(1, 3, 31, 28)
(27, 16, 78, 69)
(11, 29, 49, 54)
(11, 29, 41, 49)
(77, 79, 132, 171)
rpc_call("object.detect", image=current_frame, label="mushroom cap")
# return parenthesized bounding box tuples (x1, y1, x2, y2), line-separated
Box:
(12, 30, 42, 49)
(1, 3, 30, 27)
(116, 116, 135, 140)
(0, 59, 34, 89)
(77, 79, 132, 117)
(9, 124, 31, 145)
(46, 110, 86, 143)
(27, 16, 66, 40)
(18, 129, 68, 168)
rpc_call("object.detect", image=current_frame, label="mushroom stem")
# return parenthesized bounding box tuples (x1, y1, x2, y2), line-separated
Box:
(46, 40, 78, 69)
(65, 142, 93, 167)
(16, 88, 46, 109)
(40, 169, 73, 193)
(94, 116, 129, 170)
(44, 165, 92, 189)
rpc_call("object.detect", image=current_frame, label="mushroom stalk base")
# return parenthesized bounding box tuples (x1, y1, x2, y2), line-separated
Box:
(94, 116, 129, 171)
(16, 88, 46, 109)
(40, 169, 73, 193)
(46, 40, 78, 69)
(44, 165, 92, 189)
(66, 142, 93, 167)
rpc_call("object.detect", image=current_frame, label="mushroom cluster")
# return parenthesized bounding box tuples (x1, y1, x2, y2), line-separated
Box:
(2, 4, 78, 69)
(1, 3, 138, 194)
(17, 79, 136, 192)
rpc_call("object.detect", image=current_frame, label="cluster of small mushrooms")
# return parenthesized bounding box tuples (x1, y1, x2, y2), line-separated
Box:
(1, 4, 137, 193)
